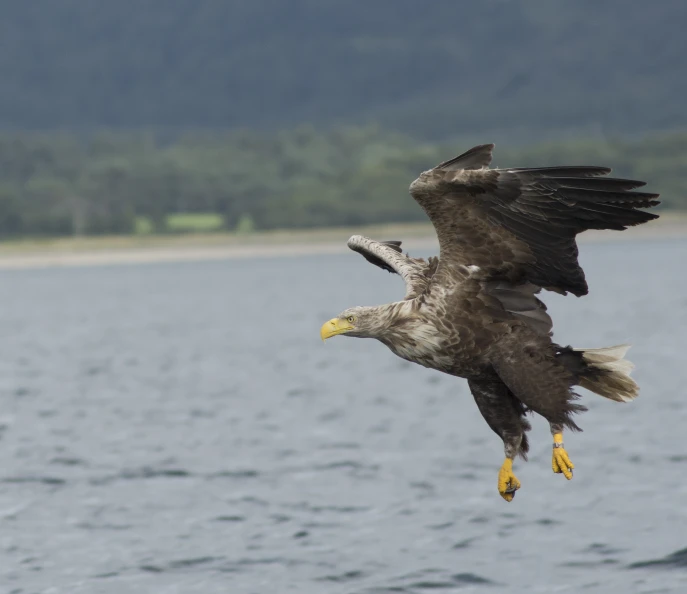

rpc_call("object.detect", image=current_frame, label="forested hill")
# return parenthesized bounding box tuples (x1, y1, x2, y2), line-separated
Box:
(1, 0, 685, 138)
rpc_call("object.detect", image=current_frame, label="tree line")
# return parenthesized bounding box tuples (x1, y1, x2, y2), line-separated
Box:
(0, 127, 683, 238)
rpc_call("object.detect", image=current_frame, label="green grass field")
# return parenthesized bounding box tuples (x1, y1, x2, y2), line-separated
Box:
(166, 213, 224, 232)
(135, 213, 225, 235)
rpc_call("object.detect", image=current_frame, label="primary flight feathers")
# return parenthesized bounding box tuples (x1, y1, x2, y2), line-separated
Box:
(407, 143, 659, 296)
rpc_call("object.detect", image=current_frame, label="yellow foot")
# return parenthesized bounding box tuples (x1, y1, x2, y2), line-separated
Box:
(552, 433, 574, 479)
(497, 458, 521, 502)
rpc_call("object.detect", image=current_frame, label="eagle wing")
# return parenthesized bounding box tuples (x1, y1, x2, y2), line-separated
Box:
(409, 144, 660, 296)
(347, 235, 438, 300)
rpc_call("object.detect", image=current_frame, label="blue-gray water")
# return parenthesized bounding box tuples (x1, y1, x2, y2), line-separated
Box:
(1, 238, 686, 594)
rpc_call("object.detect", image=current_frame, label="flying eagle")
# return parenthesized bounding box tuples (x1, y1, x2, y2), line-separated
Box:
(320, 144, 659, 501)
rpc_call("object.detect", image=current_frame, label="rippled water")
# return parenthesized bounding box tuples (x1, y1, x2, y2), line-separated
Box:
(0, 238, 686, 593)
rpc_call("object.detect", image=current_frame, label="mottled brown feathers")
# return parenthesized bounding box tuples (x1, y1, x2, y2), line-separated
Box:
(410, 144, 660, 296)
(482, 280, 552, 336)
(339, 144, 655, 466)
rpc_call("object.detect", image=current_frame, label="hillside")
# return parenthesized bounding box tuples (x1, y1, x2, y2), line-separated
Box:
(0, 128, 683, 237)
(0, 0, 685, 138)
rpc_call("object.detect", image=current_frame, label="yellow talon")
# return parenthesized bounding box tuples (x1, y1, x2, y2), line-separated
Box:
(497, 458, 521, 502)
(552, 433, 574, 480)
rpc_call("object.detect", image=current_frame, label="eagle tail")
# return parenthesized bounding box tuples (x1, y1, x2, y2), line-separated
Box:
(573, 344, 639, 402)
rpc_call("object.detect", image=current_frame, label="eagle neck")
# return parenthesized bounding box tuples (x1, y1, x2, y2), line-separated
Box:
(373, 300, 417, 342)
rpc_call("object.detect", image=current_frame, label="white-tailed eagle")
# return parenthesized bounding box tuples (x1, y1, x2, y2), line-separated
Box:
(320, 144, 659, 501)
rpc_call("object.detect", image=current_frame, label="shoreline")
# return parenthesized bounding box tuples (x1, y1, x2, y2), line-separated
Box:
(0, 215, 685, 271)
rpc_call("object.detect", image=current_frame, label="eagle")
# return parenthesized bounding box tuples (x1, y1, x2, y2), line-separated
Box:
(320, 143, 659, 501)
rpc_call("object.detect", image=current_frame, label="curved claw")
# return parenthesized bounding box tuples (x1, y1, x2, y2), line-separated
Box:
(552, 446, 574, 480)
(497, 458, 521, 502)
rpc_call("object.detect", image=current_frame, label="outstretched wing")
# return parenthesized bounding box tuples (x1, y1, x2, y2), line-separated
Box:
(409, 144, 660, 296)
(347, 235, 437, 300)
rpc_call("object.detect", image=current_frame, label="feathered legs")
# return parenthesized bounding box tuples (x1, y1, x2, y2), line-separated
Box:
(550, 423, 574, 479)
(468, 375, 531, 502)
(490, 341, 586, 489)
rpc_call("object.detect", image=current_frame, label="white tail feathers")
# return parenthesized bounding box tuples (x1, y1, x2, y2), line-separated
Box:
(575, 344, 639, 402)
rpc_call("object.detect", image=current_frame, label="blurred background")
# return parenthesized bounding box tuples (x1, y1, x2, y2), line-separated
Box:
(0, 0, 685, 241)
(1, 2, 686, 593)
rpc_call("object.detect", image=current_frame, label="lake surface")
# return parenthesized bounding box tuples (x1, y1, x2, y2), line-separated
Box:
(0, 237, 686, 594)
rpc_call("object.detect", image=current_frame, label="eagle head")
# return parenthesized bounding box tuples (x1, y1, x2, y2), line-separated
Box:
(320, 306, 385, 341)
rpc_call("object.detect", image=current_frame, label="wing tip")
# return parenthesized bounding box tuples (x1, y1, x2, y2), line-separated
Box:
(348, 235, 404, 255)
(380, 240, 403, 253)
(435, 143, 495, 171)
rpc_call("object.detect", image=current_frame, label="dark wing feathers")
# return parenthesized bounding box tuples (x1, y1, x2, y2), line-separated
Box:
(540, 176, 647, 191)
(435, 143, 494, 171)
(380, 240, 403, 252)
(507, 166, 611, 177)
(410, 147, 659, 296)
(483, 280, 553, 336)
(349, 240, 403, 273)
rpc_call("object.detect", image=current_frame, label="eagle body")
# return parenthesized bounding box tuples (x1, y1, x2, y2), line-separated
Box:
(374, 274, 507, 376)
(320, 144, 659, 501)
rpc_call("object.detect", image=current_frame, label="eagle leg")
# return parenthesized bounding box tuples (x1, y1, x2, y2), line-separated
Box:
(467, 375, 531, 502)
(551, 425, 574, 479)
(497, 457, 521, 502)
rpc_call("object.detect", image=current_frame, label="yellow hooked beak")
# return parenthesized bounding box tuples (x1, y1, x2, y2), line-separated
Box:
(320, 317, 354, 341)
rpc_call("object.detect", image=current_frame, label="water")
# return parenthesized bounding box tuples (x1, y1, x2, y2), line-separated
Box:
(0, 238, 686, 593)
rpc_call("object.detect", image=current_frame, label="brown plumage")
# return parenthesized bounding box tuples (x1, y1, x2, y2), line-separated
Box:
(320, 143, 659, 501)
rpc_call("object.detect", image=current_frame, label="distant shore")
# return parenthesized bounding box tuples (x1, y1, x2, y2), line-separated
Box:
(0, 213, 685, 271)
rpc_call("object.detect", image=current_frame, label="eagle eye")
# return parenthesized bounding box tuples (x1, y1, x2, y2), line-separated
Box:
(346, 316, 355, 323)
